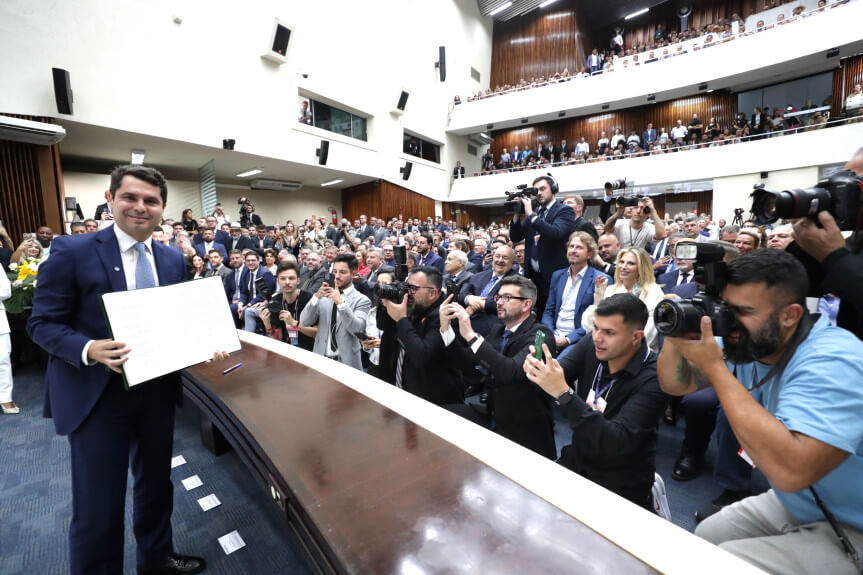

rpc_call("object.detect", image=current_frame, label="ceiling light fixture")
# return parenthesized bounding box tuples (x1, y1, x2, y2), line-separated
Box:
(236, 168, 264, 178)
(539, 0, 558, 8)
(321, 179, 344, 187)
(130, 150, 145, 165)
(489, 1, 513, 16)
(625, 7, 649, 20)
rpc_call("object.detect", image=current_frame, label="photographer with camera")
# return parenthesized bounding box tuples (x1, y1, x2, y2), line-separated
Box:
(509, 174, 577, 314)
(238, 251, 276, 332)
(792, 148, 863, 340)
(258, 262, 315, 351)
(238, 198, 262, 229)
(376, 266, 465, 406)
(657, 249, 863, 574)
(604, 194, 666, 250)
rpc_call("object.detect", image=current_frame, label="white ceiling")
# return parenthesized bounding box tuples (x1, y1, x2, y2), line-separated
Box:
(57, 120, 375, 189)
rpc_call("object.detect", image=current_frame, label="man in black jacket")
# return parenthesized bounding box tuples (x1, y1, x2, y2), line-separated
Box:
(378, 266, 465, 406)
(441, 275, 557, 459)
(523, 293, 668, 508)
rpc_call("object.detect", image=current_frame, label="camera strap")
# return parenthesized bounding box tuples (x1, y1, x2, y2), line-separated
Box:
(810, 486, 863, 573)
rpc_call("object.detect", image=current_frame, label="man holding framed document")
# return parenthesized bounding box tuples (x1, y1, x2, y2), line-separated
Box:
(28, 165, 224, 575)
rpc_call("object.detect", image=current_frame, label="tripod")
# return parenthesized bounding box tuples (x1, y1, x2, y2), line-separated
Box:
(732, 210, 744, 227)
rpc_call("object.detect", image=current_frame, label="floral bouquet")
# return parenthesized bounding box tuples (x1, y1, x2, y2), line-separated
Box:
(5, 258, 41, 314)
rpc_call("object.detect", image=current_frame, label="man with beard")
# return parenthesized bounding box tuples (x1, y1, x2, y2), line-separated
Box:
(36, 225, 54, 257)
(377, 266, 464, 406)
(658, 250, 863, 575)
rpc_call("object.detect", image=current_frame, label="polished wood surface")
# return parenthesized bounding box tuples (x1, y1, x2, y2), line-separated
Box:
(489, 92, 737, 162)
(832, 54, 863, 116)
(0, 116, 65, 244)
(342, 179, 435, 223)
(442, 202, 493, 227)
(183, 343, 659, 575)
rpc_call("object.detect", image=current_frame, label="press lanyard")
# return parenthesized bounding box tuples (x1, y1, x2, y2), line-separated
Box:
(592, 346, 651, 401)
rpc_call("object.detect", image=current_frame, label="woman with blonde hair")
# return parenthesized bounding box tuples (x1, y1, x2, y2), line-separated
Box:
(304, 218, 326, 253)
(581, 247, 665, 350)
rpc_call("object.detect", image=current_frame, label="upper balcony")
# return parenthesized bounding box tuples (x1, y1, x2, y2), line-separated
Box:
(447, 0, 863, 136)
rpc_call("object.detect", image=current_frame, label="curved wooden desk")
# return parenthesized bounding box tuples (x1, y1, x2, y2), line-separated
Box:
(182, 333, 764, 575)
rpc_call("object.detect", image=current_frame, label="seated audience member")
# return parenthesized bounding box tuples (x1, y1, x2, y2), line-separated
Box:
(205, 249, 231, 279)
(193, 215, 231, 248)
(593, 233, 621, 277)
(766, 223, 793, 250)
(238, 251, 276, 332)
(605, 196, 666, 250)
(543, 232, 611, 354)
(69, 221, 87, 235)
(83, 219, 99, 233)
(467, 239, 486, 272)
(194, 228, 228, 261)
(376, 266, 464, 405)
(458, 245, 518, 336)
(298, 251, 328, 293)
(658, 250, 863, 574)
(441, 276, 557, 458)
(582, 248, 664, 351)
(259, 262, 315, 351)
(299, 254, 371, 370)
(442, 250, 474, 296)
(189, 254, 207, 280)
(227, 222, 256, 252)
(524, 294, 668, 509)
(734, 228, 761, 254)
(223, 249, 246, 309)
(719, 224, 740, 243)
(414, 233, 444, 272)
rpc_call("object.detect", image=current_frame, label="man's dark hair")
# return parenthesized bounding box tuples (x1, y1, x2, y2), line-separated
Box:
(152, 225, 163, 232)
(532, 175, 557, 194)
(256, 224, 266, 232)
(409, 265, 443, 290)
(244, 251, 260, 261)
(70, 222, 86, 231)
(109, 165, 168, 205)
(418, 232, 433, 246)
(334, 253, 358, 272)
(207, 249, 223, 257)
(276, 261, 299, 277)
(595, 293, 649, 330)
(83, 218, 97, 226)
(228, 249, 243, 257)
(499, 275, 537, 304)
(726, 250, 808, 307)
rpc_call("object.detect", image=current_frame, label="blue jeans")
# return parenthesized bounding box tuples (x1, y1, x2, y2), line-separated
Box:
(243, 305, 263, 332)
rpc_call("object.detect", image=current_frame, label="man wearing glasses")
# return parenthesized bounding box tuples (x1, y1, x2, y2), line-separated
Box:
(439, 275, 557, 459)
(378, 266, 465, 406)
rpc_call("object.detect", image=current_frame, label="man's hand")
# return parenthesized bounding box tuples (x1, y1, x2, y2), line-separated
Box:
(523, 343, 568, 398)
(329, 284, 343, 305)
(383, 293, 408, 322)
(653, 255, 672, 270)
(87, 339, 131, 373)
(236, 303, 245, 318)
(361, 337, 381, 350)
(665, 316, 725, 375)
(792, 212, 846, 262)
(315, 284, 330, 300)
(259, 307, 272, 329)
(439, 294, 454, 331)
(521, 196, 534, 217)
(464, 295, 486, 314)
(594, 275, 609, 295)
(205, 350, 231, 364)
(447, 304, 476, 341)
(642, 196, 656, 214)
(278, 309, 296, 326)
(554, 335, 570, 350)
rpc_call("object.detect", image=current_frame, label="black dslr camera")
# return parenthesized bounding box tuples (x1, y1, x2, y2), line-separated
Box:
(617, 194, 651, 215)
(654, 243, 737, 338)
(238, 196, 253, 227)
(254, 276, 274, 302)
(504, 184, 539, 216)
(374, 245, 410, 302)
(749, 169, 862, 231)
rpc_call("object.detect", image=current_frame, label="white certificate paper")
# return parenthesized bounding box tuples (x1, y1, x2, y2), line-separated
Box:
(197, 493, 222, 511)
(217, 530, 246, 555)
(100, 277, 241, 387)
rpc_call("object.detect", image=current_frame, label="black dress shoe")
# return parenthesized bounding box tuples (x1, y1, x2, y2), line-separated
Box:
(672, 452, 702, 482)
(138, 553, 206, 575)
(694, 489, 751, 523)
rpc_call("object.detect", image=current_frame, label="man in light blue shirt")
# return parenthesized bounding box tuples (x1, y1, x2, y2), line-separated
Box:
(657, 249, 863, 575)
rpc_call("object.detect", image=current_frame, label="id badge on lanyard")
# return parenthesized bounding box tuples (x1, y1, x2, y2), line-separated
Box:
(286, 325, 299, 346)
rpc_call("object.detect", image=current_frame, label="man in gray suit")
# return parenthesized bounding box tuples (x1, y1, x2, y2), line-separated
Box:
(373, 218, 389, 246)
(300, 253, 371, 370)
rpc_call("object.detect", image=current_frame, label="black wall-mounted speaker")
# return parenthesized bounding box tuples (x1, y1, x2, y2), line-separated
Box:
(52, 68, 73, 115)
(400, 161, 413, 181)
(397, 91, 410, 112)
(272, 24, 291, 55)
(436, 46, 446, 82)
(223, 139, 236, 150)
(316, 140, 329, 165)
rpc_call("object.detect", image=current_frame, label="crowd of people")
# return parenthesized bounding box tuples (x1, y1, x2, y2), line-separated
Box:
(457, 0, 851, 104)
(4, 150, 863, 573)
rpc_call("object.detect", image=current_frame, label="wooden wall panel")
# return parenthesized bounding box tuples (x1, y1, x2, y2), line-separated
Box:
(341, 180, 435, 223)
(442, 202, 493, 228)
(831, 54, 863, 116)
(490, 92, 738, 161)
(0, 118, 65, 246)
(490, 1, 584, 89)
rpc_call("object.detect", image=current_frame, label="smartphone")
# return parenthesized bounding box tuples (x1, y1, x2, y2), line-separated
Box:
(324, 272, 336, 286)
(357, 333, 372, 341)
(534, 330, 546, 362)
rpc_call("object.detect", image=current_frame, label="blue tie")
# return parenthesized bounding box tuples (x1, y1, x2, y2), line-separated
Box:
(134, 242, 156, 289)
(499, 329, 512, 353)
(480, 275, 499, 298)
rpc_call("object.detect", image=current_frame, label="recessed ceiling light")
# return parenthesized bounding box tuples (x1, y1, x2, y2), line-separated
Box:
(489, 1, 513, 16)
(130, 150, 145, 165)
(236, 168, 264, 178)
(321, 179, 344, 187)
(539, 0, 558, 8)
(625, 7, 649, 20)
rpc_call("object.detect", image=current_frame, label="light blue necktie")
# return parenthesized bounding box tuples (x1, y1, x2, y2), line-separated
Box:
(480, 275, 499, 298)
(134, 242, 157, 289)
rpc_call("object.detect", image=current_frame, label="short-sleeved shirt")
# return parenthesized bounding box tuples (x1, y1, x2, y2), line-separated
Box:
(613, 219, 655, 249)
(726, 316, 863, 530)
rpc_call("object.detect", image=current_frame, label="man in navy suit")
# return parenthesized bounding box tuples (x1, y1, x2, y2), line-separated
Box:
(457, 245, 517, 336)
(225, 223, 256, 252)
(642, 123, 657, 149)
(657, 238, 696, 296)
(193, 228, 228, 263)
(509, 174, 577, 315)
(414, 232, 444, 273)
(542, 232, 611, 355)
(238, 251, 277, 332)
(27, 165, 208, 575)
(192, 215, 230, 248)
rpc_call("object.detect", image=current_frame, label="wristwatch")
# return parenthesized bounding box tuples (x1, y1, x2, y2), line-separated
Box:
(466, 334, 480, 347)
(555, 388, 575, 407)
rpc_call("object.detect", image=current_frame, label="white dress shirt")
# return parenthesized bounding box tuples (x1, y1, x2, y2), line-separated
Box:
(554, 266, 587, 338)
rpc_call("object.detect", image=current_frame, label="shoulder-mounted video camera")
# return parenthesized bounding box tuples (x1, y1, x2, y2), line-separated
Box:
(504, 184, 539, 216)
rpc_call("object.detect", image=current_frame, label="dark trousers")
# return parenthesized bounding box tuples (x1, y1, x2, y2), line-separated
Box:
(68, 376, 176, 574)
(531, 274, 551, 322)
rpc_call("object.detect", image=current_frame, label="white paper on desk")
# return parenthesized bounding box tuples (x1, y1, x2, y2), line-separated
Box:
(182, 475, 203, 491)
(170, 455, 187, 468)
(217, 530, 246, 555)
(100, 277, 241, 387)
(197, 493, 221, 511)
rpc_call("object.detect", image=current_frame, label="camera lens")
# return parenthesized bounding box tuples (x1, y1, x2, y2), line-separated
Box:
(654, 300, 705, 337)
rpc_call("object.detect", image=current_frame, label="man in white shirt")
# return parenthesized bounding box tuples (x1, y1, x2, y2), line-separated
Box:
(845, 83, 863, 116)
(604, 197, 667, 250)
(597, 131, 610, 154)
(670, 120, 688, 144)
(575, 137, 589, 157)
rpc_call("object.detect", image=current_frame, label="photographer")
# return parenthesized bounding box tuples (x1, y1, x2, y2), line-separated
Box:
(657, 249, 863, 574)
(258, 262, 316, 351)
(377, 266, 464, 406)
(509, 174, 577, 314)
(604, 195, 666, 250)
(792, 148, 863, 340)
(239, 201, 262, 229)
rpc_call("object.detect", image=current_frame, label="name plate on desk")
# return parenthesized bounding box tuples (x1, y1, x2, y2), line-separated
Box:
(101, 276, 240, 387)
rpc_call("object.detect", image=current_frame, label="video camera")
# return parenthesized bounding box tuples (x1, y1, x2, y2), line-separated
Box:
(654, 243, 737, 338)
(749, 170, 862, 231)
(504, 184, 539, 216)
(238, 196, 253, 227)
(374, 245, 411, 302)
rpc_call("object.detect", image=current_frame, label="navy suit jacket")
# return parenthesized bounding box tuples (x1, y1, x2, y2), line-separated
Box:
(457, 268, 517, 335)
(225, 235, 257, 253)
(509, 200, 577, 285)
(194, 241, 228, 261)
(193, 229, 231, 248)
(238, 267, 276, 305)
(415, 250, 445, 273)
(642, 129, 657, 146)
(542, 266, 611, 345)
(657, 269, 695, 295)
(27, 227, 187, 435)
